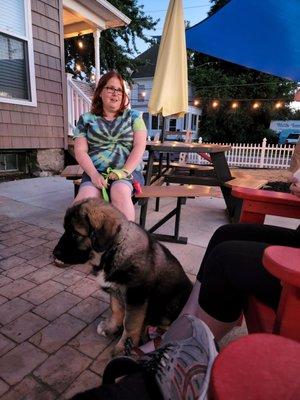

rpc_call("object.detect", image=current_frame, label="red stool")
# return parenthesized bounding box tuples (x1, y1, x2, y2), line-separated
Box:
(209, 333, 300, 399)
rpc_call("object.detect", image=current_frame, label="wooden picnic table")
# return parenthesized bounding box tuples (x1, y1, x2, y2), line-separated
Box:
(141, 141, 236, 221)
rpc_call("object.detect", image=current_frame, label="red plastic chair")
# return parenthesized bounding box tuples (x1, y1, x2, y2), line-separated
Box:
(245, 246, 300, 341)
(232, 186, 300, 223)
(231, 187, 300, 341)
(209, 333, 300, 399)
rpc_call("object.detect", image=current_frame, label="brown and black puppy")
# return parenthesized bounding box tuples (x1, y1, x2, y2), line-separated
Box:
(61, 198, 192, 355)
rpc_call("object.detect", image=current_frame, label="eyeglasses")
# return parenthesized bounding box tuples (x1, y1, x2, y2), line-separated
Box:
(104, 86, 124, 96)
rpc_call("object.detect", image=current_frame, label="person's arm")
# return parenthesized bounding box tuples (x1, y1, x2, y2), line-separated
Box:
(290, 180, 300, 198)
(123, 130, 147, 174)
(74, 137, 107, 189)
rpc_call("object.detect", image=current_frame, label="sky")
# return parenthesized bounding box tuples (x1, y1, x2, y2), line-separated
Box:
(134, 0, 300, 110)
(135, 0, 211, 54)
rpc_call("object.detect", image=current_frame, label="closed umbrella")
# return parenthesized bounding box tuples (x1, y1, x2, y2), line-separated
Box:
(148, 0, 188, 141)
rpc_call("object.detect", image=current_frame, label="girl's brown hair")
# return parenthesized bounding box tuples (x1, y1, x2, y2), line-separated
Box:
(91, 71, 129, 116)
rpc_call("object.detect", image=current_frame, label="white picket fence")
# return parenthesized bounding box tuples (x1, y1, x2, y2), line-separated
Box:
(187, 138, 295, 169)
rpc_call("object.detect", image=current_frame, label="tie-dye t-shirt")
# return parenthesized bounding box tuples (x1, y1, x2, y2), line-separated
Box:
(73, 109, 146, 173)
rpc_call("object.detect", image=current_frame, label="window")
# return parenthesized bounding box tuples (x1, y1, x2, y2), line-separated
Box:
(169, 118, 177, 131)
(0, 153, 18, 171)
(184, 113, 189, 130)
(142, 112, 149, 129)
(191, 114, 197, 131)
(159, 116, 164, 130)
(0, 0, 36, 106)
(138, 84, 146, 102)
(152, 115, 158, 130)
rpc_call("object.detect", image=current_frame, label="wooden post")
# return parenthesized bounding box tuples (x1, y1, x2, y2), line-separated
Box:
(260, 137, 267, 168)
(93, 29, 101, 83)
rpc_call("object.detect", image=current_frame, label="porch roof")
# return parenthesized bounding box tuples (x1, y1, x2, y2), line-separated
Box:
(63, 0, 131, 38)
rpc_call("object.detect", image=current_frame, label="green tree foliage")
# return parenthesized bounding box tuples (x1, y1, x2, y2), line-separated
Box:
(189, 0, 299, 143)
(64, 1, 157, 81)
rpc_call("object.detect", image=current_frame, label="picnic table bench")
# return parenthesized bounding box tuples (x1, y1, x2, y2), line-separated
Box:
(61, 165, 212, 244)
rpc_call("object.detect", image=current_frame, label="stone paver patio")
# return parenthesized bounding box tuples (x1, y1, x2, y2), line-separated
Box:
(0, 214, 119, 399)
(0, 175, 298, 398)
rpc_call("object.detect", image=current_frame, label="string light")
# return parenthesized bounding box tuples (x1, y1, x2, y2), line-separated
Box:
(275, 101, 283, 109)
(77, 34, 84, 49)
(128, 97, 288, 109)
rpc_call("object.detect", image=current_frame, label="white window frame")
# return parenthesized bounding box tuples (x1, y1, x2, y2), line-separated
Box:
(0, 0, 37, 106)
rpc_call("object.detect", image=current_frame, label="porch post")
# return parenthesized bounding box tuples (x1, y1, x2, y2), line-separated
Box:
(93, 29, 101, 83)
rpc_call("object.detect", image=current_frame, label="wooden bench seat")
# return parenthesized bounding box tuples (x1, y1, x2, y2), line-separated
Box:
(168, 162, 213, 171)
(225, 177, 268, 189)
(135, 184, 211, 199)
(61, 165, 83, 180)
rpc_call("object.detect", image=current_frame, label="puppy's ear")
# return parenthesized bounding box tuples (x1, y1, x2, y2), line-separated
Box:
(91, 222, 121, 252)
(82, 199, 105, 230)
(64, 202, 84, 230)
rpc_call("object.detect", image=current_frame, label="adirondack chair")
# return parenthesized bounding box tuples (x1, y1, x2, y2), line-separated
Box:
(232, 187, 300, 341)
(209, 333, 300, 399)
(232, 186, 300, 224)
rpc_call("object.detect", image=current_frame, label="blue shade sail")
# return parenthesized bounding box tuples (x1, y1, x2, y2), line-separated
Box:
(186, 0, 300, 82)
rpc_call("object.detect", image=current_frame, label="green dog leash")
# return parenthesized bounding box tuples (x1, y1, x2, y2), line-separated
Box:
(100, 171, 110, 202)
(101, 167, 130, 202)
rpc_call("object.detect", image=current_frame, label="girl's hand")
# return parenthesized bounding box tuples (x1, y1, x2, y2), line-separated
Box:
(107, 168, 129, 180)
(90, 172, 107, 189)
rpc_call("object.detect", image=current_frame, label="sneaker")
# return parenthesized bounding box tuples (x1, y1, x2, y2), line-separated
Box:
(141, 315, 218, 400)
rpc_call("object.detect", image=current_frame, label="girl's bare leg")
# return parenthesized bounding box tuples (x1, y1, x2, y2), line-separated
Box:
(110, 183, 135, 221)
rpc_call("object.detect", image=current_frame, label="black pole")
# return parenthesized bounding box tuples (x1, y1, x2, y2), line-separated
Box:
(160, 115, 166, 143)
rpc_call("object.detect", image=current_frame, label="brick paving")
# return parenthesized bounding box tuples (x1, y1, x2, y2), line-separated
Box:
(0, 215, 113, 399)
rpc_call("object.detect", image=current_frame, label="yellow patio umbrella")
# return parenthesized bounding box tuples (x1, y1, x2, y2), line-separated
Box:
(148, 0, 188, 133)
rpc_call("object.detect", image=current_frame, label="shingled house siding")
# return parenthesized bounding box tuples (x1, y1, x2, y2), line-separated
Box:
(0, 0, 67, 150)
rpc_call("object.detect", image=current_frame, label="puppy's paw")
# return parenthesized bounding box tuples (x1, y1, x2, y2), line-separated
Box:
(97, 320, 109, 336)
(113, 341, 126, 356)
(112, 336, 136, 357)
(97, 319, 120, 337)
